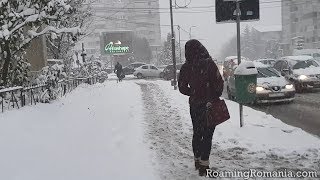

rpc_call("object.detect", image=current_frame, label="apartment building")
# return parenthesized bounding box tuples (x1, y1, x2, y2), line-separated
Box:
(281, 0, 320, 55)
(81, 0, 161, 63)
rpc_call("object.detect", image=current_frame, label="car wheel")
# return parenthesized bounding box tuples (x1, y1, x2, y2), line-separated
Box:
(137, 73, 143, 79)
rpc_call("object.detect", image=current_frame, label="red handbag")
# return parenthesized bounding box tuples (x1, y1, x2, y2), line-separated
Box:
(205, 59, 230, 128)
(206, 99, 230, 128)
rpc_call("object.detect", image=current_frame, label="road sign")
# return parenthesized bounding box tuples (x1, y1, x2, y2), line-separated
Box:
(216, 0, 260, 23)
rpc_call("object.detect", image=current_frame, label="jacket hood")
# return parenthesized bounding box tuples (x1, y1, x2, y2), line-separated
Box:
(185, 39, 211, 64)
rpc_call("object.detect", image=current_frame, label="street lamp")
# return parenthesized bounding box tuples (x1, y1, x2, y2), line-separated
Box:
(189, 26, 196, 39)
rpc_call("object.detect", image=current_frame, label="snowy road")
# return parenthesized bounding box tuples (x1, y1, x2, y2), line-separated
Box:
(251, 89, 320, 137)
(222, 82, 320, 137)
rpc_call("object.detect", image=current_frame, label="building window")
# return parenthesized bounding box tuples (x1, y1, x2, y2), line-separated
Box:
(148, 2, 151, 5)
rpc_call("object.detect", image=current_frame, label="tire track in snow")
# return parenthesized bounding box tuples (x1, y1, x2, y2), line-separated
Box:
(138, 82, 320, 179)
(138, 82, 201, 180)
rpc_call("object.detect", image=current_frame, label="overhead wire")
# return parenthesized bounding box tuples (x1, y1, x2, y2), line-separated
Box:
(88, 0, 285, 36)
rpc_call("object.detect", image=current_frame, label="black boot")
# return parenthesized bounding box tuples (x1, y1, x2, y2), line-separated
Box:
(199, 165, 210, 176)
(194, 158, 200, 170)
(199, 159, 210, 176)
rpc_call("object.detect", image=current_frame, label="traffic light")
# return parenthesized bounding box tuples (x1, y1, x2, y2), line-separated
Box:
(216, 0, 260, 23)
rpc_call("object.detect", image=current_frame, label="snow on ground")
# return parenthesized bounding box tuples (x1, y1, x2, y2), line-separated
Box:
(138, 80, 320, 179)
(107, 73, 136, 81)
(1, 78, 320, 180)
(0, 82, 156, 180)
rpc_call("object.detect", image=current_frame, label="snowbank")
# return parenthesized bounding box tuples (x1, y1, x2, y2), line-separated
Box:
(155, 80, 320, 154)
(0, 82, 157, 180)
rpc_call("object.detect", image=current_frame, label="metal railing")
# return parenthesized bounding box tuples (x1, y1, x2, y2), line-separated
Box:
(0, 76, 99, 113)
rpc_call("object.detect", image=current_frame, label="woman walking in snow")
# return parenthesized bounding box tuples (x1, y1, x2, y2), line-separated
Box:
(114, 62, 124, 82)
(178, 39, 224, 176)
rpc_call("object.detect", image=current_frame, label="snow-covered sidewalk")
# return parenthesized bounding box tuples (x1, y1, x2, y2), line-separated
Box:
(0, 82, 156, 180)
(138, 80, 320, 179)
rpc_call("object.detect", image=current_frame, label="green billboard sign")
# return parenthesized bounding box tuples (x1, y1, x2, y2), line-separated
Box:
(104, 42, 130, 54)
(100, 31, 133, 55)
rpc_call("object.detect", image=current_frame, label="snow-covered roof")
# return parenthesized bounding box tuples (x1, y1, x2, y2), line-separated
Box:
(293, 66, 320, 76)
(253, 61, 269, 68)
(255, 58, 276, 61)
(254, 25, 282, 33)
(282, 56, 314, 61)
(224, 56, 249, 64)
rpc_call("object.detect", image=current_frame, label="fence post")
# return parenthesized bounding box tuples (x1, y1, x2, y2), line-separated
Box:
(1, 94, 3, 113)
(20, 89, 24, 107)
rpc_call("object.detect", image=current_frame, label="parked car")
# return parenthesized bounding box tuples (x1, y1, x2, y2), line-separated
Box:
(123, 62, 146, 75)
(223, 56, 249, 81)
(254, 59, 276, 67)
(162, 63, 183, 80)
(227, 62, 295, 103)
(273, 56, 320, 92)
(293, 49, 320, 62)
(133, 64, 163, 79)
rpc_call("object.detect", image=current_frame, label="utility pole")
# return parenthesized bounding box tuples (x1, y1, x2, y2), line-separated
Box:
(177, 25, 182, 63)
(169, 0, 177, 90)
(236, 0, 243, 127)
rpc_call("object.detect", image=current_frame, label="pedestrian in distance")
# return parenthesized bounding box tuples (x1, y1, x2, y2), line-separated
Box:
(178, 39, 224, 176)
(114, 62, 125, 82)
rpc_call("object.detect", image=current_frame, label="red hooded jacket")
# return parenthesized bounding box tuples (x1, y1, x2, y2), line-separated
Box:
(178, 40, 224, 105)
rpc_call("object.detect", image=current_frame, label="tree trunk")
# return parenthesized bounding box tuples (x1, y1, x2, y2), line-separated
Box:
(1, 42, 11, 86)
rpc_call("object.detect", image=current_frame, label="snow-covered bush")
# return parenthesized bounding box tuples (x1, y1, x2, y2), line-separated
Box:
(35, 64, 66, 102)
(70, 59, 108, 82)
(36, 64, 66, 84)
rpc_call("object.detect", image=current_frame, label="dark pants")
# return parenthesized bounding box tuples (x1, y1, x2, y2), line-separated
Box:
(116, 71, 123, 82)
(190, 103, 215, 161)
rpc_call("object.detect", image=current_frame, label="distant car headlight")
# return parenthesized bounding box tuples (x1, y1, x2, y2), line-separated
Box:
(298, 75, 308, 80)
(285, 84, 294, 89)
(256, 86, 265, 92)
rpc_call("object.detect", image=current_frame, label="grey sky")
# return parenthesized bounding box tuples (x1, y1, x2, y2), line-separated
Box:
(159, 0, 281, 59)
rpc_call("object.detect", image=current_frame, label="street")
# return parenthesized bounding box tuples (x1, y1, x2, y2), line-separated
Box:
(223, 84, 320, 137)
